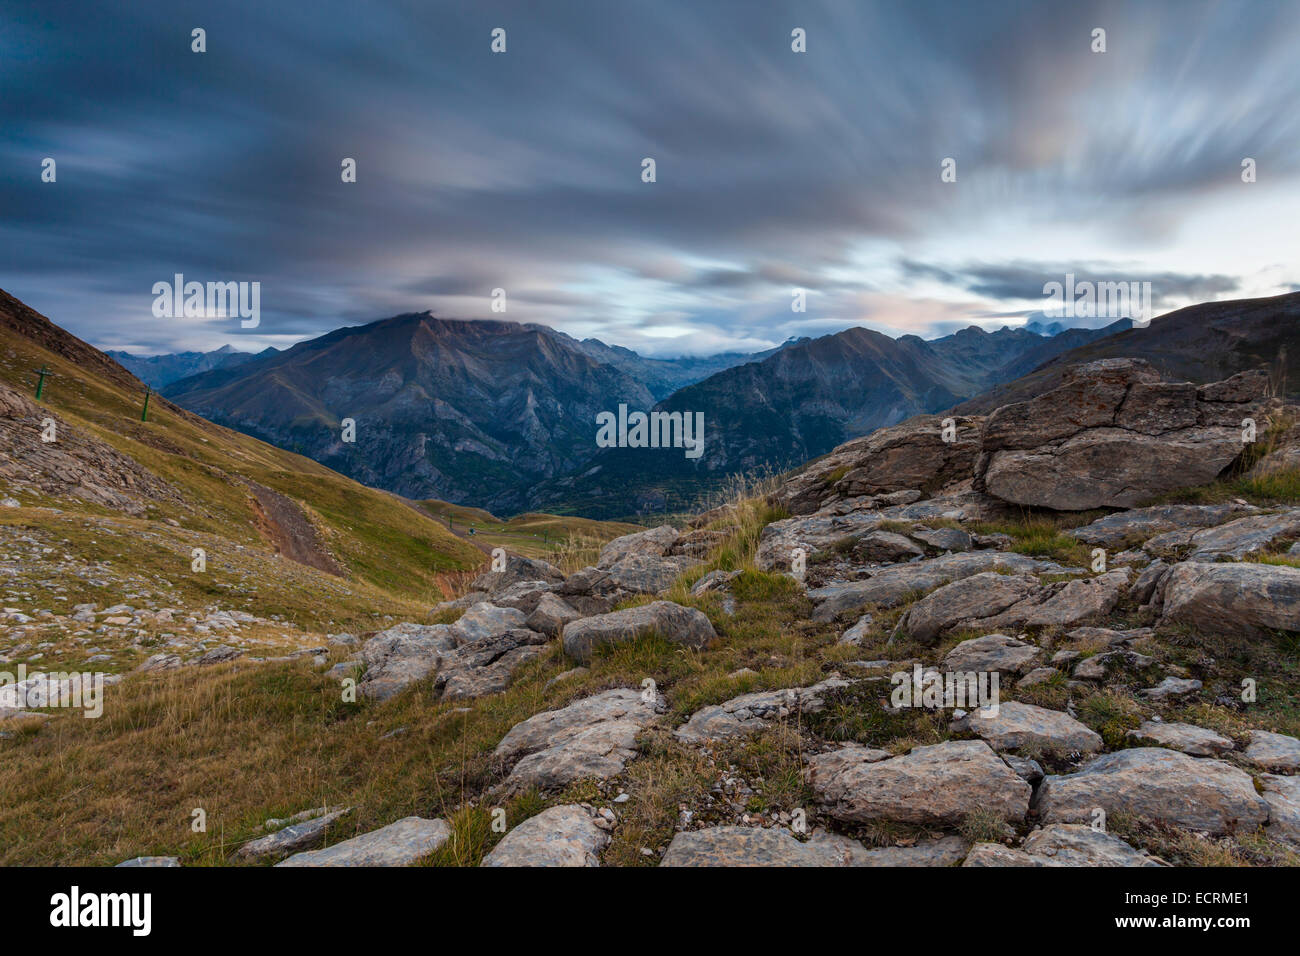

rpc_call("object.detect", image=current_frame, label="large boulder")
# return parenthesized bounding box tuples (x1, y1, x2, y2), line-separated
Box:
(769, 415, 985, 516)
(597, 525, 679, 566)
(471, 554, 565, 594)
(1036, 748, 1269, 835)
(561, 601, 717, 663)
(805, 740, 1031, 826)
(1160, 562, 1300, 635)
(896, 572, 1041, 643)
(976, 360, 1265, 510)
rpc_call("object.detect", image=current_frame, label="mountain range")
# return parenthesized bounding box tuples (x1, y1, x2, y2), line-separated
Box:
(106, 344, 273, 389)
(162, 308, 1128, 517)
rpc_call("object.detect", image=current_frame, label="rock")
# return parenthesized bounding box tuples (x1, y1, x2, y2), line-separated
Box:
(470, 554, 565, 594)
(910, 527, 972, 552)
(602, 553, 699, 595)
(942, 634, 1043, 675)
(807, 831, 971, 866)
(839, 614, 874, 646)
(1037, 748, 1269, 835)
(1139, 677, 1202, 701)
(690, 569, 740, 595)
(1003, 754, 1045, 784)
(670, 528, 732, 558)
(975, 570, 1130, 632)
(115, 856, 180, 867)
(135, 653, 182, 673)
(661, 826, 845, 866)
(451, 602, 528, 644)
(769, 414, 984, 516)
(355, 623, 456, 701)
(494, 688, 664, 790)
(959, 701, 1103, 754)
(276, 816, 451, 866)
(1067, 503, 1260, 548)
(1244, 730, 1300, 772)
(808, 551, 1063, 622)
(1017, 667, 1059, 688)
(897, 572, 1040, 643)
(852, 531, 925, 563)
(1129, 560, 1170, 606)
(524, 593, 583, 637)
(597, 525, 678, 566)
(1145, 510, 1300, 561)
(1260, 774, 1300, 848)
(481, 580, 555, 615)
(1065, 625, 1153, 646)
(196, 644, 242, 666)
(434, 628, 548, 701)
(1161, 562, 1300, 635)
(755, 512, 884, 572)
(1128, 721, 1234, 757)
(963, 824, 1158, 866)
(561, 601, 716, 664)
(674, 679, 850, 743)
(806, 740, 1031, 826)
(978, 361, 1262, 510)
(236, 807, 350, 862)
(481, 805, 610, 867)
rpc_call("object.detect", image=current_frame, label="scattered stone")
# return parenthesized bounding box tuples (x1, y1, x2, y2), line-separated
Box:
(1161, 562, 1300, 636)
(1139, 677, 1202, 701)
(236, 807, 351, 862)
(116, 856, 180, 867)
(942, 634, 1043, 675)
(1128, 721, 1234, 757)
(674, 679, 851, 743)
(958, 701, 1103, 754)
(1244, 730, 1300, 772)
(661, 826, 843, 866)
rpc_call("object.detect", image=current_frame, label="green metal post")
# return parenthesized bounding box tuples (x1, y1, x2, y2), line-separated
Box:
(141, 387, 152, 422)
(34, 365, 48, 400)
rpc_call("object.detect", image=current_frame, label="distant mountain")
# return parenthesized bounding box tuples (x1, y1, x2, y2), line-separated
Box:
(163, 313, 656, 510)
(565, 335, 799, 400)
(953, 292, 1300, 415)
(528, 320, 1127, 517)
(106, 345, 270, 388)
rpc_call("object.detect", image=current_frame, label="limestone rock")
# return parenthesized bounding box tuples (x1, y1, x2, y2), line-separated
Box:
(1128, 721, 1233, 757)
(1161, 562, 1300, 635)
(1244, 730, 1300, 772)
(959, 701, 1103, 754)
(481, 805, 610, 867)
(276, 816, 450, 867)
(562, 601, 716, 663)
(674, 679, 850, 743)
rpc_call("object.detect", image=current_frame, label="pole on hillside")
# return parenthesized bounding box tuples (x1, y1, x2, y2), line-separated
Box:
(34, 365, 49, 400)
(141, 387, 152, 422)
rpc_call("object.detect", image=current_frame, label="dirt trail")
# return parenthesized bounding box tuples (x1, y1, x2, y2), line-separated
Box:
(243, 479, 345, 576)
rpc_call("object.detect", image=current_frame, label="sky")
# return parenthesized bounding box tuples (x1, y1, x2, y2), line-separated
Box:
(3, 0, 1299, 357)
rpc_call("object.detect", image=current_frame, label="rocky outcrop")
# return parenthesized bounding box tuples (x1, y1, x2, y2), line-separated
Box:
(976, 361, 1266, 510)
(1037, 748, 1269, 835)
(1066, 503, 1260, 548)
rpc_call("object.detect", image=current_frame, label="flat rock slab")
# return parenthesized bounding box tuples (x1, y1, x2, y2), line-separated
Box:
(661, 826, 844, 866)
(481, 805, 610, 867)
(1037, 748, 1269, 835)
(960, 701, 1103, 754)
(276, 816, 450, 867)
(116, 856, 180, 867)
(598, 525, 678, 565)
(1244, 730, 1300, 772)
(674, 679, 851, 743)
(1149, 510, 1300, 561)
(236, 807, 351, 862)
(494, 688, 664, 791)
(963, 824, 1158, 867)
(1161, 562, 1300, 636)
(809, 552, 1063, 622)
(976, 570, 1130, 632)
(942, 634, 1043, 674)
(1066, 503, 1258, 548)
(805, 740, 1031, 826)
(562, 601, 716, 663)
(1128, 721, 1233, 757)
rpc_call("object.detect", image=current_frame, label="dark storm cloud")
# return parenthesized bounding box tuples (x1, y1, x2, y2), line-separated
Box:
(900, 260, 1241, 305)
(1, 0, 1298, 352)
